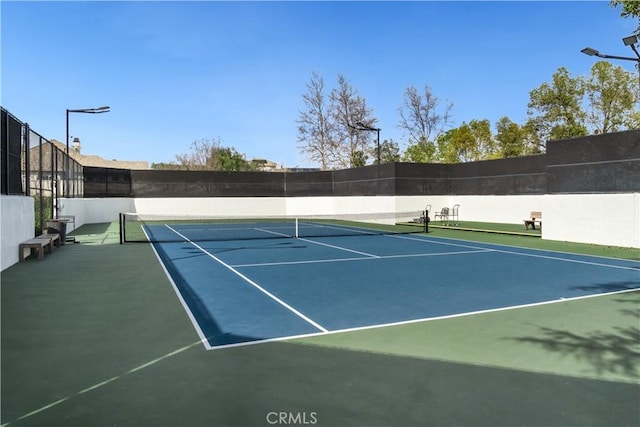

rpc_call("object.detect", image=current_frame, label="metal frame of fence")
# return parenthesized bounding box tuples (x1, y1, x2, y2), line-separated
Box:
(1, 107, 83, 233)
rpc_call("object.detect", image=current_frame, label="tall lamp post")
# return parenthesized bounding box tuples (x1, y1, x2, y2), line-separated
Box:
(349, 122, 381, 165)
(581, 34, 640, 86)
(65, 105, 110, 203)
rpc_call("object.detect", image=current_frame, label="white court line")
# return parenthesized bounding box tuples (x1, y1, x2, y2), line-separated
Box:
(2, 340, 204, 426)
(145, 226, 213, 349)
(231, 249, 492, 268)
(165, 225, 329, 333)
(397, 232, 640, 264)
(298, 237, 380, 258)
(300, 222, 376, 235)
(255, 227, 293, 237)
(259, 225, 380, 258)
(203, 287, 640, 352)
(390, 234, 640, 271)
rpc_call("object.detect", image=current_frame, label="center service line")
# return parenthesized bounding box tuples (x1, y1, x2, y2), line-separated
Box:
(257, 227, 379, 258)
(165, 225, 329, 333)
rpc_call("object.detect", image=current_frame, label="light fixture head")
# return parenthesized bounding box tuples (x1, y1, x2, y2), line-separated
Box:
(581, 47, 599, 56)
(623, 35, 638, 46)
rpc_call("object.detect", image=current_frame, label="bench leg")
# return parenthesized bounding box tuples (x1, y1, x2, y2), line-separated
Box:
(19, 245, 45, 261)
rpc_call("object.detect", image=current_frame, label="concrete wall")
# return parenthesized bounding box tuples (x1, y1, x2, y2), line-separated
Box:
(5, 192, 637, 272)
(132, 197, 287, 218)
(60, 198, 134, 232)
(542, 193, 640, 248)
(442, 195, 545, 224)
(1, 196, 35, 270)
(47, 193, 640, 250)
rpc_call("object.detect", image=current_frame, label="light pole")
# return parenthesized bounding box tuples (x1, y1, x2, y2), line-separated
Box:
(349, 122, 381, 165)
(65, 106, 110, 202)
(581, 34, 640, 86)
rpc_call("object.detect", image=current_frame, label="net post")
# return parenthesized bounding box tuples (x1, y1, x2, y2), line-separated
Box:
(119, 213, 124, 244)
(295, 217, 299, 238)
(424, 210, 429, 234)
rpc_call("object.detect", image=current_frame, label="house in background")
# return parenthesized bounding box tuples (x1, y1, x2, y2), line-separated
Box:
(28, 138, 148, 195)
(51, 138, 149, 169)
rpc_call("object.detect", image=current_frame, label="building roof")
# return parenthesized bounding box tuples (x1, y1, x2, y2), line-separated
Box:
(48, 140, 149, 170)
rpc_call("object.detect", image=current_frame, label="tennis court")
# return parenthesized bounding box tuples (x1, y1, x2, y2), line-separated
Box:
(2, 221, 639, 427)
(144, 220, 640, 350)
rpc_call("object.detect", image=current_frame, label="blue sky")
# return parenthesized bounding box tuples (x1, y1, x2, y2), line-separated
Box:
(1, 1, 637, 168)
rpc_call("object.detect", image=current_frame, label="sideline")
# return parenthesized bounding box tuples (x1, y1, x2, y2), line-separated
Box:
(1, 340, 204, 427)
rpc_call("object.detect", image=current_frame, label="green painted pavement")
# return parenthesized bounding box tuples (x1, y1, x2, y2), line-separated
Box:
(2, 222, 638, 427)
(296, 291, 640, 384)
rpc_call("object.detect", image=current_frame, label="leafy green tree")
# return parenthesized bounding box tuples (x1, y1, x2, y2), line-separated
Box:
(527, 67, 588, 146)
(379, 139, 401, 164)
(350, 150, 368, 168)
(520, 119, 546, 155)
(170, 138, 256, 171)
(468, 119, 495, 159)
(216, 147, 257, 171)
(402, 136, 436, 163)
(610, 0, 640, 33)
(436, 120, 493, 163)
(494, 117, 525, 158)
(585, 61, 640, 133)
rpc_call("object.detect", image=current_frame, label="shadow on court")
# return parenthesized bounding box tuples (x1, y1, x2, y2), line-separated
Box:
(2, 224, 639, 426)
(569, 280, 640, 293)
(2, 338, 639, 427)
(506, 292, 640, 380)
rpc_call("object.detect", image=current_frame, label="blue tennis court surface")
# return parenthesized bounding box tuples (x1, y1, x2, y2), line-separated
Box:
(147, 223, 640, 350)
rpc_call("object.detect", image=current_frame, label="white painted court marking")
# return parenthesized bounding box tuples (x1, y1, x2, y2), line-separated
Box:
(298, 237, 380, 258)
(1, 339, 204, 427)
(231, 249, 491, 268)
(299, 221, 377, 235)
(258, 225, 380, 258)
(165, 225, 329, 333)
(390, 234, 640, 271)
(200, 287, 640, 352)
(145, 227, 213, 349)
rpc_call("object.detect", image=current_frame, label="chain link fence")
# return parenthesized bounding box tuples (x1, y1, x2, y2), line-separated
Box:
(1, 107, 83, 234)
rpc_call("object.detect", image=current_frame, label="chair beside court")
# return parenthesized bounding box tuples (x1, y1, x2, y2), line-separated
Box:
(524, 211, 542, 230)
(434, 204, 460, 226)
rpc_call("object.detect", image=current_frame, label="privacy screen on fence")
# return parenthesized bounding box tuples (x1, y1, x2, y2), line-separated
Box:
(1, 109, 23, 195)
(84, 130, 640, 198)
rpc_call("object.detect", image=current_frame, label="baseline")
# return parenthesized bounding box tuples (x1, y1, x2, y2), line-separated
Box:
(390, 234, 640, 271)
(200, 288, 640, 352)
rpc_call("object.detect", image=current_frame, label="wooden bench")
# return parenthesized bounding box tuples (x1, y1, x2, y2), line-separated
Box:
(19, 239, 52, 261)
(524, 211, 542, 230)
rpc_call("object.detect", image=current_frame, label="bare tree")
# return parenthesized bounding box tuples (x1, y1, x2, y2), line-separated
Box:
(297, 72, 336, 170)
(330, 74, 377, 168)
(398, 85, 453, 162)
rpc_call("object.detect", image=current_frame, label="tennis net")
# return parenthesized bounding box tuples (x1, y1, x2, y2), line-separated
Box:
(119, 211, 427, 243)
